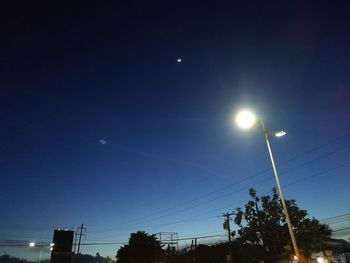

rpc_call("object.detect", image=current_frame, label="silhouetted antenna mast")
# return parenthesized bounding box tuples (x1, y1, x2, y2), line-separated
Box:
(157, 232, 178, 251)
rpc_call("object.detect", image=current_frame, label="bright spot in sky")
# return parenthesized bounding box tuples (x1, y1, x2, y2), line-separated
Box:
(177, 58, 182, 63)
(235, 110, 257, 129)
(99, 139, 107, 145)
(275, 130, 286, 137)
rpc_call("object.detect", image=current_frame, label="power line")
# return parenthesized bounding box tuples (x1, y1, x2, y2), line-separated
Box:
(89, 155, 350, 234)
(80, 234, 227, 246)
(332, 227, 350, 233)
(3, 133, 350, 242)
(89, 132, 350, 233)
(92, 163, 350, 240)
(53, 159, 350, 243)
(320, 213, 350, 222)
(88, 161, 350, 241)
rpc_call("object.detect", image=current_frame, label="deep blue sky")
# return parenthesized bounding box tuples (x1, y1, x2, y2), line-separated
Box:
(1, 1, 350, 260)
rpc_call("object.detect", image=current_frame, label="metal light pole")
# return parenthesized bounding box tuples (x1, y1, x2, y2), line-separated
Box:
(28, 242, 43, 263)
(235, 110, 300, 260)
(29, 242, 54, 263)
(38, 246, 43, 263)
(260, 118, 300, 260)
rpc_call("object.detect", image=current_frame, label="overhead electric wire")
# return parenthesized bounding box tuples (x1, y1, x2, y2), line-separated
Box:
(332, 227, 350, 233)
(89, 160, 350, 240)
(93, 132, 350, 232)
(5, 132, 350, 242)
(320, 213, 350, 222)
(89, 141, 350, 234)
(79, 233, 227, 246)
(89, 162, 350, 237)
(92, 134, 350, 232)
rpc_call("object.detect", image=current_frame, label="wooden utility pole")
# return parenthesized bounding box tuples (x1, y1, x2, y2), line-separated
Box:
(223, 212, 234, 263)
(75, 224, 86, 263)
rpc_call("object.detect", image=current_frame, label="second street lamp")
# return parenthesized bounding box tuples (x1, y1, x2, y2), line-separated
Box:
(235, 109, 300, 261)
(28, 242, 54, 263)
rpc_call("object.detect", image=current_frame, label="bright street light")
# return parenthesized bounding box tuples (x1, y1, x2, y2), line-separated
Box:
(235, 110, 257, 129)
(275, 130, 286, 137)
(235, 109, 300, 261)
(28, 242, 53, 263)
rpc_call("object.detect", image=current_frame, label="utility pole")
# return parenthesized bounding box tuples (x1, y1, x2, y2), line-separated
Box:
(223, 212, 234, 263)
(75, 224, 86, 263)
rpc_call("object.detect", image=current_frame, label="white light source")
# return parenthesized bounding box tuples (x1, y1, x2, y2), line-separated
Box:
(317, 257, 328, 263)
(29, 242, 35, 247)
(235, 110, 257, 129)
(50, 243, 55, 247)
(177, 58, 182, 63)
(275, 131, 286, 137)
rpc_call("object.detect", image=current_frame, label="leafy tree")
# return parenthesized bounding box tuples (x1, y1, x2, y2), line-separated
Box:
(75, 253, 109, 263)
(175, 244, 227, 263)
(233, 188, 331, 260)
(0, 254, 28, 263)
(116, 231, 163, 263)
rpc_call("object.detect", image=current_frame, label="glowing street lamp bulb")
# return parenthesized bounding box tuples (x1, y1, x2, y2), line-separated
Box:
(235, 110, 257, 129)
(275, 131, 286, 137)
(29, 242, 35, 247)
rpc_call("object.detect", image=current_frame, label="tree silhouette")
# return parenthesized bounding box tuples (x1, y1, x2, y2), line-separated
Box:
(116, 231, 163, 263)
(234, 188, 331, 260)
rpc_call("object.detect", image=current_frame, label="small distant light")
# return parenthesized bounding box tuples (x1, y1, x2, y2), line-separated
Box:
(50, 243, 55, 247)
(293, 255, 298, 260)
(177, 58, 182, 63)
(275, 131, 286, 137)
(99, 139, 107, 145)
(29, 242, 35, 247)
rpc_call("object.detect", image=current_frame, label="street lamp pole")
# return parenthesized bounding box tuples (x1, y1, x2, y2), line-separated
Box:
(38, 246, 43, 263)
(234, 110, 300, 260)
(29, 242, 54, 263)
(260, 118, 300, 260)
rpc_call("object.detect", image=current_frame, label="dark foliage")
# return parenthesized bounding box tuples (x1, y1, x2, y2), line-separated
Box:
(175, 243, 227, 263)
(234, 188, 332, 260)
(116, 231, 163, 263)
(75, 253, 110, 263)
(0, 255, 28, 263)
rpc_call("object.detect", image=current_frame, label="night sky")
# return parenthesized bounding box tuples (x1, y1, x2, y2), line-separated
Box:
(1, 1, 350, 260)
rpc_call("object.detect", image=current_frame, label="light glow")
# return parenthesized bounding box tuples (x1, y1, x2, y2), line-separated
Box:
(275, 131, 286, 137)
(29, 242, 35, 247)
(317, 257, 328, 263)
(235, 110, 257, 129)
